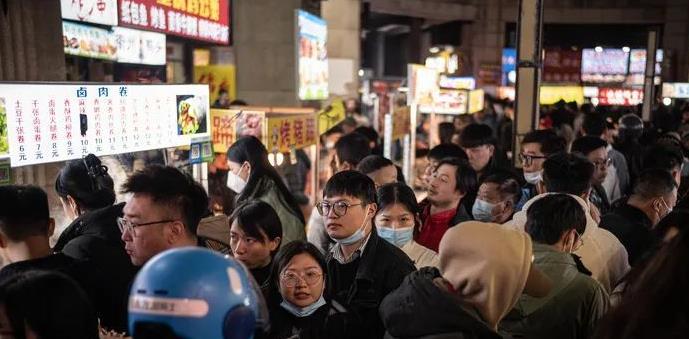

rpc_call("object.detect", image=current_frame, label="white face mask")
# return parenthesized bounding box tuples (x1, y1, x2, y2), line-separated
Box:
(524, 170, 543, 185)
(226, 165, 248, 194)
(472, 199, 497, 222)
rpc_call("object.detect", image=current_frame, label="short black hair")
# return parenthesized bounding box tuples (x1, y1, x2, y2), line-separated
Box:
(357, 155, 394, 175)
(268, 240, 328, 301)
(521, 129, 567, 155)
(582, 113, 607, 137)
(571, 136, 608, 157)
(543, 152, 594, 196)
(459, 123, 495, 148)
(121, 165, 209, 236)
(435, 157, 478, 195)
(428, 143, 467, 162)
(633, 169, 677, 200)
(641, 143, 684, 173)
(0, 185, 50, 242)
(438, 122, 455, 145)
(229, 200, 282, 250)
(353, 126, 379, 145)
(482, 171, 522, 205)
(324, 170, 376, 205)
(335, 132, 372, 168)
(526, 194, 586, 245)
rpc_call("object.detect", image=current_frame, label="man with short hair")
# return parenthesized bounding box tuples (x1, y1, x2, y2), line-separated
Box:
(356, 155, 398, 189)
(572, 136, 612, 214)
(505, 153, 629, 292)
(501, 194, 609, 339)
(600, 169, 677, 266)
(120, 165, 209, 266)
(459, 123, 504, 179)
(582, 113, 630, 200)
(418, 158, 477, 252)
(641, 142, 684, 187)
(319, 171, 415, 339)
(422, 143, 467, 189)
(518, 129, 567, 203)
(308, 132, 373, 253)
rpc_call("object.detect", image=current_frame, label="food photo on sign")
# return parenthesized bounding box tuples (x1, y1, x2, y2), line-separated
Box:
(176, 95, 209, 135)
(0, 98, 7, 157)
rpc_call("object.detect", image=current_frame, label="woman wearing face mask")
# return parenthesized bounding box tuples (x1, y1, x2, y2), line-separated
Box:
(265, 240, 358, 339)
(227, 136, 306, 247)
(375, 183, 439, 269)
(472, 171, 522, 224)
(230, 200, 283, 288)
(53, 154, 136, 333)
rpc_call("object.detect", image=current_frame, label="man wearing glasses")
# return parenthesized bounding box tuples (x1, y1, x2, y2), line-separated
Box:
(518, 129, 567, 207)
(501, 194, 609, 339)
(317, 171, 414, 339)
(572, 136, 612, 214)
(119, 166, 209, 266)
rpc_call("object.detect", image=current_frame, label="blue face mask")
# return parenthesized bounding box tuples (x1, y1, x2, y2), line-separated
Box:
(280, 295, 327, 318)
(330, 209, 370, 245)
(377, 226, 414, 247)
(472, 199, 496, 222)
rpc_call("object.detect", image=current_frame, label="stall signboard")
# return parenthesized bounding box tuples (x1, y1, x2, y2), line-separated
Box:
(297, 10, 329, 101)
(391, 106, 411, 141)
(583, 86, 599, 98)
(407, 64, 439, 106)
(629, 49, 663, 74)
(501, 48, 517, 85)
(581, 49, 629, 83)
(113, 27, 166, 65)
(210, 109, 264, 153)
(118, 0, 230, 44)
(318, 98, 345, 135)
(1, 83, 209, 167)
(194, 65, 236, 105)
(61, 0, 119, 26)
(539, 86, 585, 105)
(266, 114, 318, 154)
(495, 86, 515, 101)
(419, 90, 468, 115)
(468, 89, 485, 114)
(543, 49, 581, 83)
(662, 83, 689, 99)
(439, 75, 475, 90)
(597, 88, 644, 106)
(63, 21, 118, 61)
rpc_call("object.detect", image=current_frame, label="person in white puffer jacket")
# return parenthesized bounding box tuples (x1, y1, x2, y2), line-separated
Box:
(503, 152, 629, 292)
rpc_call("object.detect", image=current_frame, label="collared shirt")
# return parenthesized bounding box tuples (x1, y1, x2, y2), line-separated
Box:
(329, 231, 372, 264)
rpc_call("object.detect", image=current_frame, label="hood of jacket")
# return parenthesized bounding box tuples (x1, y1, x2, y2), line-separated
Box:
(380, 267, 501, 339)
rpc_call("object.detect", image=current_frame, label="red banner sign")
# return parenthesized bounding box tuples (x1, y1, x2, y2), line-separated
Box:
(118, 0, 230, 44)
(598, 88, 644, 106)
(543, 49, 581, 83)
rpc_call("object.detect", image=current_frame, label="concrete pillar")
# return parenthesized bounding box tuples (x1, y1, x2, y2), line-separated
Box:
(408, 18, 423, 65)
(234, 0, 302, 106)
(469, 0, 505, 84)
(662, 0, 689, 82)
(322, 0, 361, 98)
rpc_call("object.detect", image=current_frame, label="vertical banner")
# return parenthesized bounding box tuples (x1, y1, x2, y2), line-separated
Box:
(194, 65, 237, 105)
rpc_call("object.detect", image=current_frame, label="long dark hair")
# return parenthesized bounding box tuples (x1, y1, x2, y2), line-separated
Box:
(594, 229, 689, 339)
(229, 200, 283, 254)
(55, 154, 115, 212)
(267, 240, 329, 304)
(0, 270, 99, 339)
(376, 182, 422, 234)
(227, 136, 305, 224)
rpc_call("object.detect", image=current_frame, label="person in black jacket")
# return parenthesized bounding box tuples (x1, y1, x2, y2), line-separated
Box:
(264, 240, 359, 339)
(316, 171, 415, 339)
(53, 154, 137, 332)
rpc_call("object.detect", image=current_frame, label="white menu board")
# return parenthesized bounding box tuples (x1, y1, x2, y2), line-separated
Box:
(113, 27, 166, 65)
(0, 83, 209, 167)
(61, 0, 119, 26)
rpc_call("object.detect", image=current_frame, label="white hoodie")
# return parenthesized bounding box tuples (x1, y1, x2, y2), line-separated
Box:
(503, 193, 630, 292)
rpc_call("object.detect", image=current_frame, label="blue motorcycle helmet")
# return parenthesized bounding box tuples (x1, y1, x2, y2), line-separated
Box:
(128, 247, 269, 339)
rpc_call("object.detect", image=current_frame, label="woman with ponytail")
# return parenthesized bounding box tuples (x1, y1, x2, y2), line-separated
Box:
(53, 154, 136, 333)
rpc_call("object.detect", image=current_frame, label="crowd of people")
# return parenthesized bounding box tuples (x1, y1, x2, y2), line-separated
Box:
(0, 99, 689, 338)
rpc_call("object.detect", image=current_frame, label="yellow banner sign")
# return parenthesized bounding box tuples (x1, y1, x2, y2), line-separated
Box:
(211, 109, 265, 153)
(194, 65, 236, 106)
(392, 107, 411, 141)
(539, 86, 585, 105)
(266, 114, 318, 153)
(317, 98, 345, 135)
